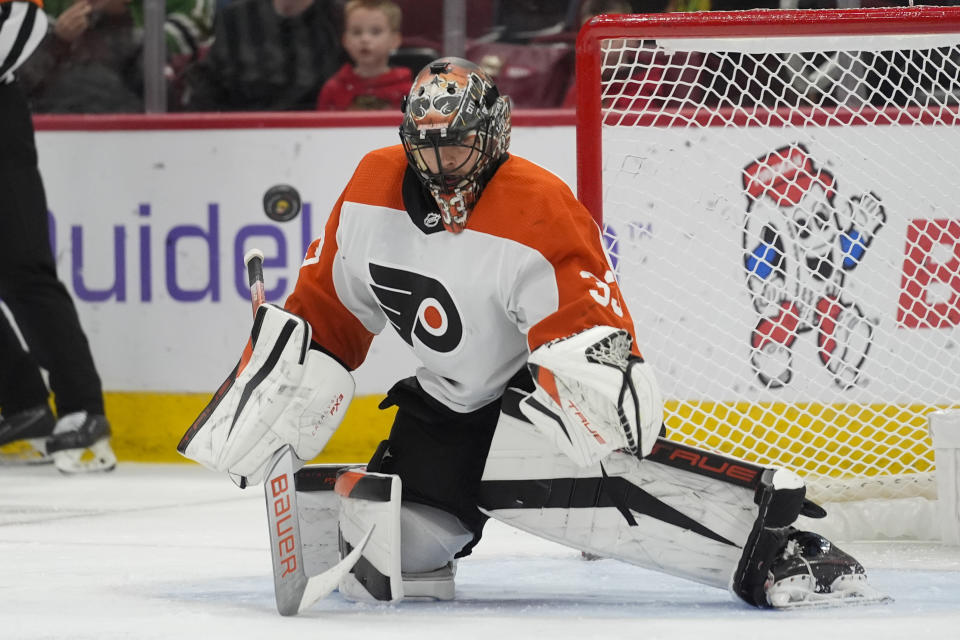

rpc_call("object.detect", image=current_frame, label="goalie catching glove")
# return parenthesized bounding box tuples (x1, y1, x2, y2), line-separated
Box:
(520, 326, 663, 468)
(177, 303, 354, 485)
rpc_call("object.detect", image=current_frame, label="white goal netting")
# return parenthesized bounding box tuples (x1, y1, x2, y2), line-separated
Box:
(576, 8, 960, 510)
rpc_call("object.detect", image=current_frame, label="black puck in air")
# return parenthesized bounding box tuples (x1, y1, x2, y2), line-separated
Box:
(263, 184, 302, 222)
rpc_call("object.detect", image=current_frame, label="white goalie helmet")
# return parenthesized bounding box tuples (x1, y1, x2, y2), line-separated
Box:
(399, 57, 512, 233)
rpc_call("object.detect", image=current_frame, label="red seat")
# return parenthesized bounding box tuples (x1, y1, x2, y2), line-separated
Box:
(493, 0, 580, 42)
(466, 42, 575, 109)
(395, 0, 497, 51)
(606, 47, 708, 112)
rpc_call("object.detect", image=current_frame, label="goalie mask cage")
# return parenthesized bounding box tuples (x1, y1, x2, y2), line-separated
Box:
(576, 6, 960, 540)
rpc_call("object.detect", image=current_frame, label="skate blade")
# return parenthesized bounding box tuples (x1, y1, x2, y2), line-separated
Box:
(0, 438, 53, 465)
(52, 438, 117, 474)
(770, 574, 893, 609)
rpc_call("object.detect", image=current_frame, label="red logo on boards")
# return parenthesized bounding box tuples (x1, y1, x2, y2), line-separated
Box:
(897, 219, 960, 329)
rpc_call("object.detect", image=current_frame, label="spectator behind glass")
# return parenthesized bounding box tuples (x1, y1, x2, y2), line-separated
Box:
(181, 0, 342, 111)
(17, 0, 144, 112)
(316, 0, 409, 110)
(17, 0, 212, 113)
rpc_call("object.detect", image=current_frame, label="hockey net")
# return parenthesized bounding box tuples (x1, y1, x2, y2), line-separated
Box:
(575, 7, 960, 537)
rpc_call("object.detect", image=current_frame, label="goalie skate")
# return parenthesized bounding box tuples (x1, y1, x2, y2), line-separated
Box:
(765, 530, 891, 609)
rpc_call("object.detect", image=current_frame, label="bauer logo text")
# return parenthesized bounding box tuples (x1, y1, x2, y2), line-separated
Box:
(270, 474, 298, 578)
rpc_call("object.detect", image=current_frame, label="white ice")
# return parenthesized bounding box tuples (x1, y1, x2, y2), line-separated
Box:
(3, 464, 960, 640)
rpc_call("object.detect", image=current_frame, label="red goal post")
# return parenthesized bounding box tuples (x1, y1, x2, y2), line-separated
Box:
(575, 7, 960, 539)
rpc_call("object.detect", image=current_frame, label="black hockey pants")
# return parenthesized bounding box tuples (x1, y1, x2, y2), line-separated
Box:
(367, 370, 535, 558)
(0, 80, 104, 417)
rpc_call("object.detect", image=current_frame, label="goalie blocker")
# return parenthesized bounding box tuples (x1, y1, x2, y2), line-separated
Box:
(177, 303, 354, 485)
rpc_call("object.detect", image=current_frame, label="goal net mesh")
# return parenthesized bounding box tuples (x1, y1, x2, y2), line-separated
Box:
(577, 8, 960, 504)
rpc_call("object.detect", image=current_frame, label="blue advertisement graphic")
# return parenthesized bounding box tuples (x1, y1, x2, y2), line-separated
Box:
(48, 202, 318, 304)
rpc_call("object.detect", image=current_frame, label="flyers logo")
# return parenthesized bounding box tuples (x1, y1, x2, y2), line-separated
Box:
(369, 263, 463, 353)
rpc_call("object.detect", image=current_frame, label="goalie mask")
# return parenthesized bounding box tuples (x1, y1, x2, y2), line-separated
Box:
(400, 57, 512, 233)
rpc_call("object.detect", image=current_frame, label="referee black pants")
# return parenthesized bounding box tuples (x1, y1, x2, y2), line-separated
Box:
(0, 80, 104, 417)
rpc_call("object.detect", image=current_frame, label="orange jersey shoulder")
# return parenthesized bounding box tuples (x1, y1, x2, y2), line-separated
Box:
(470, 155, 596, 247)
(469, 156, 640, 354)
(341, 145, 408, 210)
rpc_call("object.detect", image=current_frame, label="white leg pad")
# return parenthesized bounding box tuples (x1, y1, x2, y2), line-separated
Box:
(335, 470, 465, 602)
(292, 464, 361, 576)
(480, 403, 762, 592)
(337, 470, 404, 602)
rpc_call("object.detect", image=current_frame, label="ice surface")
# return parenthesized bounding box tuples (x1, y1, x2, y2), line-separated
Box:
(2, 464, 959, 639)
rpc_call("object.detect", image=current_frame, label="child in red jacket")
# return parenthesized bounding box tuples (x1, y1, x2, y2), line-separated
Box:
(317, 0, 411, 111)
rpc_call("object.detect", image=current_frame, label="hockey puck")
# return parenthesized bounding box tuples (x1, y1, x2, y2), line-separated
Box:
(263, 184, 302, 222)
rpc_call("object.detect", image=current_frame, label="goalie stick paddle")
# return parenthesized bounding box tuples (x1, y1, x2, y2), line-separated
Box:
(264, 446, 309, 615)
(243, 248, 375, 614)
(264, 445, 375, 615)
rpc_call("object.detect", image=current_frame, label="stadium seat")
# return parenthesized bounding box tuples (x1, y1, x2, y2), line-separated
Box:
(605, 47, 708, 112)
(466, 41, 576, 109)
(492, 0, 580, 43)
(395, 0, 497, 52)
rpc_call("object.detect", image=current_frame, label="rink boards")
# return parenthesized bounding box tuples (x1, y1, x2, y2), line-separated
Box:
(29, 114, 959, 469)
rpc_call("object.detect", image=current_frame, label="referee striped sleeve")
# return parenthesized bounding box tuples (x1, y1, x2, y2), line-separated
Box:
(0, 1, 48, 83)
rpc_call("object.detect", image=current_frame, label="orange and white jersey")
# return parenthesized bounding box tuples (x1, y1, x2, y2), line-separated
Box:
(286, 145, 637, 413)
(0, 0, 47, 84)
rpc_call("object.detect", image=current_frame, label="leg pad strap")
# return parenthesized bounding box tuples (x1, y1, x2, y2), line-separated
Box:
(732, 468, 809, 607)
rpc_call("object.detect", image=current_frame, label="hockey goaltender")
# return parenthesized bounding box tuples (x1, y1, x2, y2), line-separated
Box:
(178, 57, 889, 613)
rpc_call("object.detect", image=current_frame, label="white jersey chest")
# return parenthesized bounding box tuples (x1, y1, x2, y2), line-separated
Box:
(334, 202, 558, 411)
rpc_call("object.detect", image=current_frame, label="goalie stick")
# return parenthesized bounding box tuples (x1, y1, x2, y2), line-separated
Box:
(242, 248, 374, 615)
(244, 248, 266, 316)
(263, 445, 373, 614)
